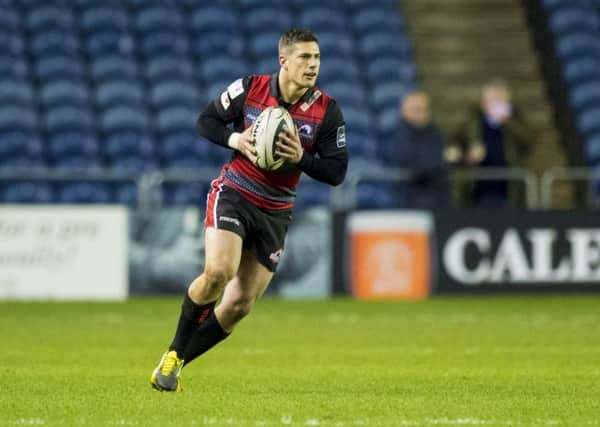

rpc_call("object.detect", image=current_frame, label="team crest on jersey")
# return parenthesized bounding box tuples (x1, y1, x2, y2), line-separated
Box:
(298, 124, 313, 137)
(300, 90, 322, 112)
(336, 125, 346, 148)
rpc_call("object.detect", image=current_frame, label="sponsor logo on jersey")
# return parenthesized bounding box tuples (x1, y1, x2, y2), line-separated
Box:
(227, 78, 244, 99)
(300, 90, 322, 111)
(219, 216, 241, 227)
(220, 91, 230, 110)
(336, 125, 346, 148)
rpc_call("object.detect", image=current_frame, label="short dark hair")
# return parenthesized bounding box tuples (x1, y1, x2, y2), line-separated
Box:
(279, 29, 318, 54)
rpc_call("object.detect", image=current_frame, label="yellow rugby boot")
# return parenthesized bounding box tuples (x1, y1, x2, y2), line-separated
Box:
(150, 350, 184, 392)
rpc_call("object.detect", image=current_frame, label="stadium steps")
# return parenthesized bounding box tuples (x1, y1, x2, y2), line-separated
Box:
(402, 0, 574, 208)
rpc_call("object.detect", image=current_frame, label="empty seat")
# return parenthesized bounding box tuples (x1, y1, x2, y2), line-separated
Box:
(160, 131, 212, 160)
(163, 182, 208, 206)
(146, 56, 194, 82)
(549, 8, 600, 35)
(44, 106, 94, 133)
(317, 32, 353, 58)
(200, 56, 248, 83)
(299, 8, 346, 32)
(243, 8, 292, 34)
(318, 58, 360, 84)
(249, 32, 281, 58)
(191, 32, 244, 57)
(366, 57, 416, 84)
(85, 29, 134, 57)
(90, 56, 138, 82)
(25, 5, 75, 32)
(0, 131, 43, 159)
(556, 32, 600, 60)
(0, 107, 37, 132)
(342, 106, 372, 135)
(30, 30, 79, 56)
(104, 131, 155, 159)
(577, 107, 600, 134)
(323, 81, 367, 108)
(1, 182, 53, 204)
(356, 182, 408, 209)
(0, 80, 34, 106)
(112, 181, 138, 205)
(352, 8, 403, 34)
(57, 182, 112, 204)
(109, 156, 158, 174)
(47, 131, 99, 160)
(95, 81, 144, 108)
(150, 81, 199, 109)
(190, 7, 237, 34)
(40, 80, 90, 107)
(101, 106, 149, 132)
(34, 55, 85, 81)
(155, 107, 197, 133)
(562, 57, 599, 84)
(372, 81, 411, 112)
(80, 6, 128, 32)
(359, 32, 411, 60)
(570, 81, 600, 111)
(135, 6, 183, 33)
(253, 57, 278, 75)
(0, 7, 19, 31)
(294, 179, 331, 209)
(0, 29, 25, 56)
(0, 56, 28, 79)
(140, 31, 190, 57)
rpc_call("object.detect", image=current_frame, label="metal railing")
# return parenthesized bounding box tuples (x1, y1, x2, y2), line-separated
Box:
(0, 165, 543, 210)
(540, 167, 599, 209)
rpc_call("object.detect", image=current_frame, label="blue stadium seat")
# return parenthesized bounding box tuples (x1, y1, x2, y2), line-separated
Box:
(299, 8, 347, 32)
(95, 81, 145, 108)
(376, 108, 401, 139)
(80, 6, 128, 33)
(249, 32, 281, 58)
(90, 56, 138, 82)
(352, 8, 404, 34)
(34, 55, 85, 82)
(0, 155, 47, 171)
(0, 29, 25, 56)
(109, 156, 158, 174)
(356, 181, 408, 209)
(164, 155, 216, 170)
(200, 57, 249, 84)
(30, 30, 79, 56)
(345, 0, 397, 12)
(150, 81, 199, 109)
(189, 7, 237, 34)
(25, 5, 75, 32)
(549, 8, 600, 35)
(359, 32, 411, 60)
(346, 132, 379, 160)
(0, 131, 43, 159)
(1, 182, 53, 204)
(0, 80, 34, 106)
(342, 106, 372, 135)
(372, 82, 411, 112)
(85, 29, 134, 57)
(0, 56, 28, 79)
(253, 58, 279, 75)
(570, 81, 600, 111)
(562, 57, 599, 85)
(0, 6, 19, 31)
(135, 6, 183, 33)
(323, 81, 367, 108)
(0, 107, 37, 132)
(191, 32, 244, 57)
(160, 131, 213, 161)
(40, 80, 90, 107)
(318, 58, 360, 85)
(237, 0, 284, 9)
(112, 182, 138, 205)
(584, 132, 600, 162)
(556, 32, 600, 60)
(44, 106, 94, 134)
(146, 56, 194, 83)
(104, 131, 155, 159)
(155, 106, 197, 134)
(100, 106, 149, 133)
(317, 32, 353, 58)
(294, 179, 331, 209)
(53, 156, 104, 172)
(244, 8, 292, 33)
(47, 131, 99, 161)
(57, 182, 112, 204)
(140, 31, 190, 57)
(180, 0, 231, 9)
(163, 182, 209, 206)
(366, 58, 417, 85)
(577, 107, 600, 135)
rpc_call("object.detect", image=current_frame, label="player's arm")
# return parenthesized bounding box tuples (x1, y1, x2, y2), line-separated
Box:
(197, 77, 257, 163)
(276, 100, 348, 186)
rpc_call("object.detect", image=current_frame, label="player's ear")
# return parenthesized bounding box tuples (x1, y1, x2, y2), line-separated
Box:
(279, 54, 287, 69)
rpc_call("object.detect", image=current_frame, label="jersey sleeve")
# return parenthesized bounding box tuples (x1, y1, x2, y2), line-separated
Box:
(196, 76, 252, 148)
(296, 99, 348, 186)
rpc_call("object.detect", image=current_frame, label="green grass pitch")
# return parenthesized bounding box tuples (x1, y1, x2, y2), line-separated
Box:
(1, 295, 599, 427)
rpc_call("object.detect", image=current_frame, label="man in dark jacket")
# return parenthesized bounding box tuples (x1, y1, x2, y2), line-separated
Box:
(382, 90, 448, 208)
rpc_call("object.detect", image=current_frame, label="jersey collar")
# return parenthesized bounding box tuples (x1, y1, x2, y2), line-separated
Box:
(270, 72, 315, 107)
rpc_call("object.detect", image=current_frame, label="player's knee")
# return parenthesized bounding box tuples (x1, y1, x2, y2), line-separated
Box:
(203, 267, 234, 295)
(226, 297, 254, 322)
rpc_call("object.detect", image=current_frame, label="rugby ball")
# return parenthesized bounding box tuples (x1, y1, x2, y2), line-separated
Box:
(252, 106, 295, 171)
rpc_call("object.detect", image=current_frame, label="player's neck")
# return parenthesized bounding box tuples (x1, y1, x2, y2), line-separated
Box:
(278, 72, 308, 105)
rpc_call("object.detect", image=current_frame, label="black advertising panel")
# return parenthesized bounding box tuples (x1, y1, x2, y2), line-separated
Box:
(434, 210, 600, 293)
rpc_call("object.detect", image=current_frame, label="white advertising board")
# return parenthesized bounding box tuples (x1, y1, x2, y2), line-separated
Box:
(0, 206, 128, 300)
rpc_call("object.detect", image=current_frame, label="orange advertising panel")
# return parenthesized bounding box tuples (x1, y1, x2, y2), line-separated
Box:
(348, 211, 433, 300)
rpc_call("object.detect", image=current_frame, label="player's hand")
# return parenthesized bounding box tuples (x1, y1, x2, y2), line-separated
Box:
(275, 127, 303, 164)
(237, 125, 257, 165)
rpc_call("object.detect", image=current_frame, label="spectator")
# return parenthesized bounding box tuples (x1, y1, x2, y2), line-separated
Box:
(381, 90, 448, 208)
(448, 78, 534, 207)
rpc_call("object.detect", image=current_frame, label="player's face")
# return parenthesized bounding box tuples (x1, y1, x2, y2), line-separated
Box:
(282, 41, 320, 88)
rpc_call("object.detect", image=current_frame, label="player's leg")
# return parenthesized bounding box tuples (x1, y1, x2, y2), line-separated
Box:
(182, 249, 273, 365)
(151, 227, 242, 391)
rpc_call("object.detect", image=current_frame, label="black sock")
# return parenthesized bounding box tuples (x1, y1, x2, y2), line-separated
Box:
(182, 311, 229, 366)
(168, 293, 216, 356)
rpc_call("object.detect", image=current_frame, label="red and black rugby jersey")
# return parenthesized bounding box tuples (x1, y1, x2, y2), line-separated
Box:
(197, 73, 348, 210)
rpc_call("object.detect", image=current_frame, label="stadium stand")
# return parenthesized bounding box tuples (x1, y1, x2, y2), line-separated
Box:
(0, 0, 417, 208)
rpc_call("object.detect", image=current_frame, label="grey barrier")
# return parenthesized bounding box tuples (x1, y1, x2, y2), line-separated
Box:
(540, 167, 600, 209)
